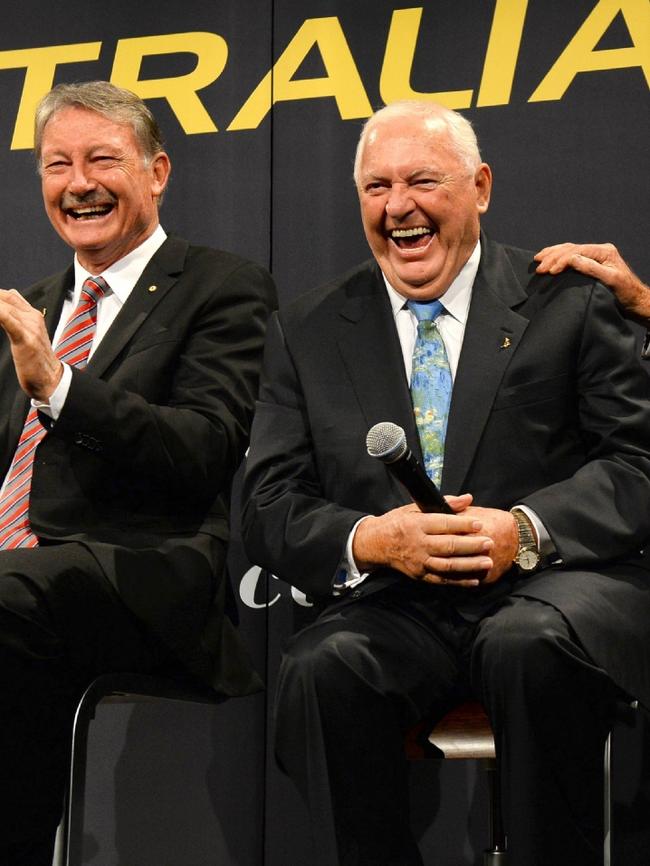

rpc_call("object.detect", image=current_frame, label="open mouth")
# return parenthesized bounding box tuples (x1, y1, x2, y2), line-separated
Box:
(389, 227, 432, 250)
(65, 203, 114, 221)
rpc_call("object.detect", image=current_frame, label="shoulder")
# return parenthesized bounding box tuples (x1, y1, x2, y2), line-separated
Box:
(171, 236, 272, 281)
(22, 266, 72, 301)
(158, 235, 277, 306)
(279, 258, 381, 330)
(483, 235, 602, 308)
(488, 240, 640, 364)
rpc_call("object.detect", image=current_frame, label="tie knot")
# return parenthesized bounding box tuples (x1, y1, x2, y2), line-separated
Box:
(82, 275, 110, 304)
(407, 299, 444, 323)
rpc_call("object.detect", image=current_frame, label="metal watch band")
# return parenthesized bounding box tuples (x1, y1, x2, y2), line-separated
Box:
(510, 507, 540, 571)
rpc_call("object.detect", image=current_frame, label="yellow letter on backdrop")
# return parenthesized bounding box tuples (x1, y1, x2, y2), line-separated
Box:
(0, 43, 101, 150)
(530, 0, 650, 102)
(112, 33, 227, 133)
(228, 17, 372, 130)
(380, 8, 474, 108)
(477, 0, 530, 106)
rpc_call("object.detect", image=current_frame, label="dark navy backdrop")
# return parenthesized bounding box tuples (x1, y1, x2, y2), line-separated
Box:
(0, 1, 646, 863)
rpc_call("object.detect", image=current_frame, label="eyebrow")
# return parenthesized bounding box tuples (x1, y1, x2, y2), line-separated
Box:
(41, 148, 68, 158)
(405, 167, 442, 179)
(361, 166, 442, 182)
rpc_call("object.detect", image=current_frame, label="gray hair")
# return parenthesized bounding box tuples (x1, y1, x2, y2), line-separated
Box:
(34, 81, 165, 169)
(353, 101, 482, 186)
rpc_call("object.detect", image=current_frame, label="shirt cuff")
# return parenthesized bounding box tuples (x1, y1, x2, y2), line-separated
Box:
(333, 516, 372, 594)
(642, 330, 650, 360)
(31, 363, 71, 420)
(515, 503, 562, 566)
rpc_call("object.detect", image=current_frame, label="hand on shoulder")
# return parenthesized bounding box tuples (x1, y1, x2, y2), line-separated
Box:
(534, 242, 650, 320)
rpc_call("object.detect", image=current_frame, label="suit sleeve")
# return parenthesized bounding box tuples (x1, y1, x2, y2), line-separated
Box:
(241, 312, 368, 597)
(521, 282, 650, 564)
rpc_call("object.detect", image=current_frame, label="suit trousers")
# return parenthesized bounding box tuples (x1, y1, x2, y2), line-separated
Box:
(0, 543, 171, 866)
(274, 581, 622, 866)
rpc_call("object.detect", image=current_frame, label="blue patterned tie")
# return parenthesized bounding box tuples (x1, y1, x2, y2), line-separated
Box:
(407, 299, 452, 487)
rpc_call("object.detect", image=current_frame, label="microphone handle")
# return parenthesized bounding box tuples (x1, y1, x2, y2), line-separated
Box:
(388, 451, 453, 514)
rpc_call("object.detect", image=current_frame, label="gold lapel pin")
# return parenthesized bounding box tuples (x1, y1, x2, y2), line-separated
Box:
(148, 285, 158, 293)
(500, 336, 512, 349)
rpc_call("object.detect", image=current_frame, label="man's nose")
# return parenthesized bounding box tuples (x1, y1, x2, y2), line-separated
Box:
(67, 163, 96, 195)
(385, 183, 415, 219)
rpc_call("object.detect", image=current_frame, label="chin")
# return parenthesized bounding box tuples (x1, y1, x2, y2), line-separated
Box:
(396, 268, 443, 291)
(68, 229, 111, 249)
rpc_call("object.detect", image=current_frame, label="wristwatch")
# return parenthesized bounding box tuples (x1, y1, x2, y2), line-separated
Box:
(510, 507, 540, 572)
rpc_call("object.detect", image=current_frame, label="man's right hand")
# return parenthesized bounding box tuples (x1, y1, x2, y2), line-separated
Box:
(0, 289, 63, 400)
(351, 502, 495, 588)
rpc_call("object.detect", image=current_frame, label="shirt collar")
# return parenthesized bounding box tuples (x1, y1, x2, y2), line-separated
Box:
(73, 224, 167, 303)
(382, 239, 481, 325)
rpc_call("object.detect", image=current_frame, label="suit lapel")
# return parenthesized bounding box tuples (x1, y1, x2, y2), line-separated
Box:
(335, 264, 420, 504)
(441, 238, 531, 494)
(86, 235, 189, 377)
(37, 268, 73, 341)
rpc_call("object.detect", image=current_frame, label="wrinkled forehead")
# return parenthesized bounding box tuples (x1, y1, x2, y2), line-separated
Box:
(365, 114, 450, 149)
(40, 106, 143, 161)
(360, 116, 460, 174)
(42, 106, 134, 142)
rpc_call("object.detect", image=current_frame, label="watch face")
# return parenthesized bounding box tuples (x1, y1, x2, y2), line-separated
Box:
(518, 548, 540, 571)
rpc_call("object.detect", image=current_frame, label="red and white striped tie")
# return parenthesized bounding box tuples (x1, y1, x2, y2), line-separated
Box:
(0, 275, 109, 549)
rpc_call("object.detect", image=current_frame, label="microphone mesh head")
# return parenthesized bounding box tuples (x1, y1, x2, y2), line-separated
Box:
(366, 422, 407, 463)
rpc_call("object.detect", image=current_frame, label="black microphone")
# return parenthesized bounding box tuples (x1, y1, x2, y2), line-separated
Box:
(366, 421, 452, 514)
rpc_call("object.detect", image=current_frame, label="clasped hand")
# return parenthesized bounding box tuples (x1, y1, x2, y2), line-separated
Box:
(0, 289, 63, 400)
(352, 495, 518, 588)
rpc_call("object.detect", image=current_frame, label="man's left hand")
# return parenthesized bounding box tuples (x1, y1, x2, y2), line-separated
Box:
(0, 289, 63, 400)
(463, 505, 518, 584)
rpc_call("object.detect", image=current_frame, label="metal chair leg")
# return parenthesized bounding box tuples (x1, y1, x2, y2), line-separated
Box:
(63, 679, 101, 866)
(483, 759, 508, 864)
(604, 727, 612, 866)
(605, 699, 640, 866)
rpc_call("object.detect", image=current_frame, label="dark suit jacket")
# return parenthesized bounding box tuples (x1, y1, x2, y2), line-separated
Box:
(0, 234, 277, 695)
(242, 236, 650, 708)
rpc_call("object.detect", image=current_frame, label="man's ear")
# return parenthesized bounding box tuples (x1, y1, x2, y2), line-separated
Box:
(475, 163, 492, 214)
(150, 151, 171, 199)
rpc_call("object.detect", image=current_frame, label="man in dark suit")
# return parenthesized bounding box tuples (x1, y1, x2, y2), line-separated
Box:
(0, 81, 275, 865)
(241, 101, 650, 866)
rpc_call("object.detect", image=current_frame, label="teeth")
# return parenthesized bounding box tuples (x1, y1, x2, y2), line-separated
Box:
(391, 227, 431, 238)
(70, 205, 111, 217)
